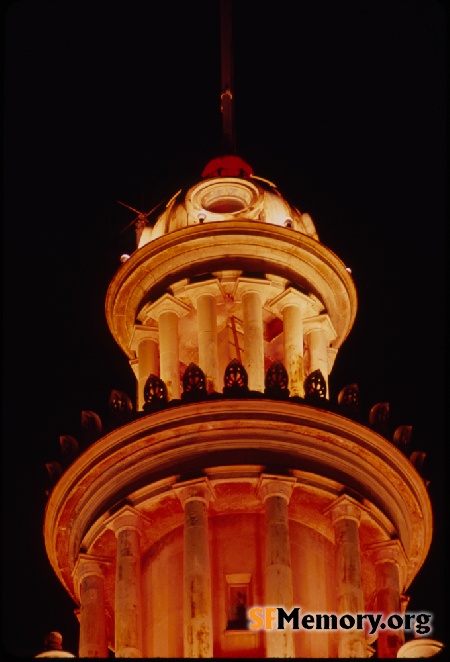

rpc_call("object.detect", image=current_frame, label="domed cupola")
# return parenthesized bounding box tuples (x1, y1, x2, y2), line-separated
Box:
(140, 154, 319, 245)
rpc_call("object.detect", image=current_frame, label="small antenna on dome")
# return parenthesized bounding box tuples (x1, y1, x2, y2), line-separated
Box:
(220, 0, 235, 153)
(116, 199, 164, 246)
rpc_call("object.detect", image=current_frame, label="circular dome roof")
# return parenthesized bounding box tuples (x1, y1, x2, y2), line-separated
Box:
(138, 155, 319, 246)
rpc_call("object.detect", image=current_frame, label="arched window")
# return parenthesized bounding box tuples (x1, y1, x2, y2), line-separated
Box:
(337, 383, 360, 418)
(143, 375, 168, 411)
(182, 363, 207, 401)
(264, 361, 290, 398)
(304, 369, 327, 401)
(223, 358, 249, 396)
(369, 402, 390, 438)
(109, 389, 133, 413)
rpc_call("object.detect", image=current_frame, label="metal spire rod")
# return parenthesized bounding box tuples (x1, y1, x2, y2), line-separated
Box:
(220, 0, 235, 153)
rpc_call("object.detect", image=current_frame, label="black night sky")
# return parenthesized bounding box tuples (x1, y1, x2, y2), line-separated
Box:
(2, 1, 446, 658)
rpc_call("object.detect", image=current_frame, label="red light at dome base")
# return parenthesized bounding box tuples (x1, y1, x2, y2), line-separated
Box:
(201, 154, 254, 179)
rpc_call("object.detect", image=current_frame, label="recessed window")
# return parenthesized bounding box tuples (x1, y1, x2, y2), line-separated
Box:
(225, 573, 251, 630)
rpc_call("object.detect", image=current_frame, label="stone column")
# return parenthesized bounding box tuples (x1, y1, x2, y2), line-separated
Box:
(283, 304, 304, 397)
(369, 540, 407, 658)
(325, 496, 367, 658)
(109, 507, 144, 658)
(185, 280, 222, 393)
(234, 279, 276, 392)
(258, 475, 296, 658)
(130, 326, 159, 411)
(173, 478, 214, 658)
(73, 554, 109, 658)
(242, 289, 264, 392)
(304, 315, 337, 399)
(267, 288, 316, 397)
(159, 310, 181, 399)
(141, 294, 191, 400)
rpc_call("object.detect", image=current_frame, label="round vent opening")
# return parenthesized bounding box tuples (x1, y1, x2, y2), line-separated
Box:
(200, 182, 256, 214)
(206, 197, 246, 213)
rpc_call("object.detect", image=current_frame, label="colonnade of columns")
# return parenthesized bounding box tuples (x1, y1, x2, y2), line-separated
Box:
(324, 495, 408, 659)
(72, 490, 407, 659)
(73, 507, 146, 658)
(133, 280, 337, 409)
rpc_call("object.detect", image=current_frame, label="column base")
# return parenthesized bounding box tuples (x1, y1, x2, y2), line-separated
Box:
(115, 646, 142, 658)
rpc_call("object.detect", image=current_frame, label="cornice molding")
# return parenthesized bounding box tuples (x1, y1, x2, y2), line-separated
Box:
(105, 221, 357, 358)
(44, 400, 431, 606)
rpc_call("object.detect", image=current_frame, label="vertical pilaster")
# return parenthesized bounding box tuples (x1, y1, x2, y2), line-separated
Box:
(73, 555, 109, 658)
(267, 288, 315, 397)
(283, 304, 304, 397)
(326, 496, 367, 658)
(130, 326, 159, 410)
(173, 479, 215, 658)
(185, 280, 222, 393)
(110, 507, 144, 658)
(159, 310, 182, 400)
(242, 289, 264, 391)
(141, 294, 191, 400)
(197, 293, 218, 392)
(258, 475, 296, 658)
(234, 279, 276, 392)
(304, 315, 337, 399)
(369, 540, 407, 658)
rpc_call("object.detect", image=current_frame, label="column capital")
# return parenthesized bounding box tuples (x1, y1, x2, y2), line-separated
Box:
(233, 277, 279, 304)
(323, 494, 363, 525)
(169, 278, 190, 297)
(129, 324, 159, 353)
(139, 293, 191, 324)
(184, 278, 224, 307)
(367, 538, 408, 567)
(172, 477, 215, 508)
(257, 474, 296, 503)
(367, 540, 409, 605)
(267, 286, 320, 317)
(106, 505, 147, 537)
(73, 553, 110, 581)
(303, 314, 337, 342)
(72, 553, 111, 598)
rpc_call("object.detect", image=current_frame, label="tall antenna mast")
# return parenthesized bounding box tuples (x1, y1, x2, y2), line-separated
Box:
(220, 0, 235, 153)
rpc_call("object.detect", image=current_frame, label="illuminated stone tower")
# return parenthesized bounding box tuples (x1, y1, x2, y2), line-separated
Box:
(43, 152, 435, 657)
(42, 3, 438, 659)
